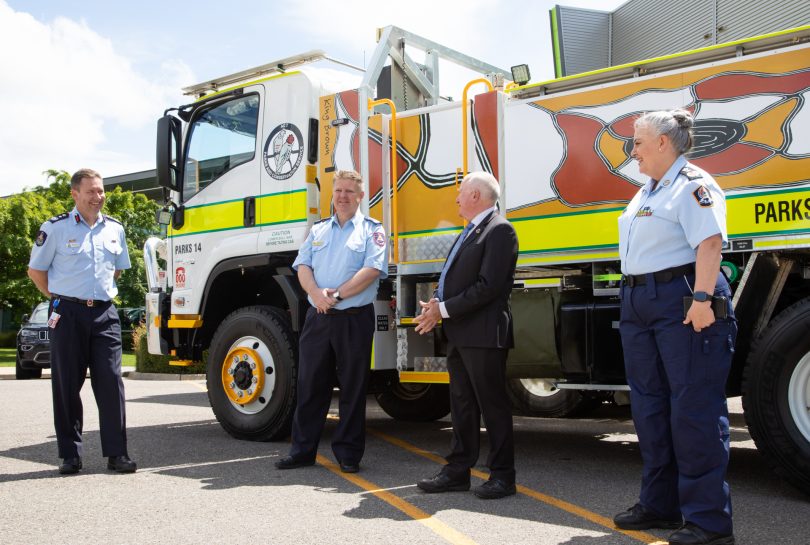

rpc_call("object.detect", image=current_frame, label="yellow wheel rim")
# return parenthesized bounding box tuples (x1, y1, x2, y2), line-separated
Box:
(221, 346, 265, 405)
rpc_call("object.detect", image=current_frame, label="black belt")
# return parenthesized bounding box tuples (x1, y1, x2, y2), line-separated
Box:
(325, 307, 362, 315)
(622, 264, 695, 287)
(52, 294, 111, 307)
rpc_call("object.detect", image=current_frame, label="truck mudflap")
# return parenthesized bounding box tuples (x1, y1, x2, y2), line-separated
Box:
(145, 292, 167, 355)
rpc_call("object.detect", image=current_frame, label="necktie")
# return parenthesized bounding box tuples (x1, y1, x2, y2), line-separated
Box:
(437, 222, 475, 300)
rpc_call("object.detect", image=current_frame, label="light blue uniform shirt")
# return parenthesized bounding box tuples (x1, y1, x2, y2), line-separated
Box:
(618, 156, 727, 275)
(29, 208, 131, 301)
(293, 209, 388, 309)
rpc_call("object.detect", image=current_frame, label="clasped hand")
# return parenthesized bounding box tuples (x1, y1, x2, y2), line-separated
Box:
(413, 298, 441, 334)
(314, 288, 339, 313)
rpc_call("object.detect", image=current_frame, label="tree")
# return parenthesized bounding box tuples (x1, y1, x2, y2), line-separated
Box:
(0, 170, 159, 321)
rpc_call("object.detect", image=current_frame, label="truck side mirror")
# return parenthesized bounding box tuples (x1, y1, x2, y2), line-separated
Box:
(21, 314, 29, 323)
(156, 115, 181, 191)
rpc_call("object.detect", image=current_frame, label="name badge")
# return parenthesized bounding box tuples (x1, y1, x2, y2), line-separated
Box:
(67, 239, 80, 248)
(312, 241, 324, 247)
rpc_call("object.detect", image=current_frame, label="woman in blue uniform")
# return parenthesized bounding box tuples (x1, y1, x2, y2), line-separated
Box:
(614, 110, 737, 545)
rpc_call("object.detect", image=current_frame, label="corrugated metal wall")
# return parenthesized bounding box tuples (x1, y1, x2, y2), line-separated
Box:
(716, 0, 810, 41)
(554, 0, 810, 76)
(611, 0, 715, 65)
(558, 6, 611, 75)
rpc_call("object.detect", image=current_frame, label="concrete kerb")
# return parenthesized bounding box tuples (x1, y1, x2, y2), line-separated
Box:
(0, 366, 204, 381)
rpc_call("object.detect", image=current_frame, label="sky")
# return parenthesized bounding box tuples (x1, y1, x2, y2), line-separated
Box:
(0, 0, 627, 196)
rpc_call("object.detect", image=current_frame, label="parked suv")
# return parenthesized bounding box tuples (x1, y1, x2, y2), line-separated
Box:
(16, 301, 50, 380)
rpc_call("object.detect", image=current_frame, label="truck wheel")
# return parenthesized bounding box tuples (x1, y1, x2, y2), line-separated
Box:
(743, 298, 810, 496)
(15, 355, 41, 380)
(207, 306, 297, 441)
(506, 378, 597, 418)
(375, 383, 450, 422)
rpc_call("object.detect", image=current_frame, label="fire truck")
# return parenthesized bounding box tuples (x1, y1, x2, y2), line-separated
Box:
(144, 25, 810, 495)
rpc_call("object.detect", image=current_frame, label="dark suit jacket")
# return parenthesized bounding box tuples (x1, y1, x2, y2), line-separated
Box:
(441, 211, 518, 349)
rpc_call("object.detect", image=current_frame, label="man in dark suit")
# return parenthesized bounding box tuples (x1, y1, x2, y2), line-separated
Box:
(413, 171, 519, 499)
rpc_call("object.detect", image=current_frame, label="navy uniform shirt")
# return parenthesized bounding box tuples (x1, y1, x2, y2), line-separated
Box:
(618, 156, 727, 275)
(29, 208, 131, 301)
(293, 209, 388, 309)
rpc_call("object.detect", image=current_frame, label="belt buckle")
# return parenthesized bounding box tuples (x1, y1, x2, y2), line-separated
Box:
(86, 299, 94, 307)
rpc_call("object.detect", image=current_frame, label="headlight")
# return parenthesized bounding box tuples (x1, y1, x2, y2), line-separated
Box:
(20, 330, 38, 340)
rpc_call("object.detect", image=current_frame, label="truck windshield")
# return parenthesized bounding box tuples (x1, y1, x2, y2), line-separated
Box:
(182, 94, 260, 202)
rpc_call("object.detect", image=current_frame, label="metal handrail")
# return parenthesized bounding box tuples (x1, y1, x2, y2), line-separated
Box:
(461, 78, 493, 177)
(368, 98, 399, 263)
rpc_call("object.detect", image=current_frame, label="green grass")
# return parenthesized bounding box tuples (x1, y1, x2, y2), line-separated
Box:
(0, 348, 136, 367)
(0, 348, 14, 367)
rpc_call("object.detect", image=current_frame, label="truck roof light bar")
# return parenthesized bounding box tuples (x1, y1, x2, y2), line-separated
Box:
(181, 50, 364, 97)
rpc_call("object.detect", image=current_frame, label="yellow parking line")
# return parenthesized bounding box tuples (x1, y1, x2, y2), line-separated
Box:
(368, 428, 666, 545)
(316, 454, 480, 545)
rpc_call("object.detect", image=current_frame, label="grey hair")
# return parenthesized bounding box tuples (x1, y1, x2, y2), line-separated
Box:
(634, 109, 694, 155)
(462, 171, 500, 203)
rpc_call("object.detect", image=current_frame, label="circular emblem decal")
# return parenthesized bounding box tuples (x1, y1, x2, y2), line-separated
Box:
(263, 123, 304, 180)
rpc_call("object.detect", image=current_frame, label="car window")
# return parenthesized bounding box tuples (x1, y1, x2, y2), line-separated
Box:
(29, 303, 49, 324)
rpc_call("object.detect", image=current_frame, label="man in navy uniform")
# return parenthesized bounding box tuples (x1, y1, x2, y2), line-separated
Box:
(28, 168, 137, 474)
(275, 169, 388, 473)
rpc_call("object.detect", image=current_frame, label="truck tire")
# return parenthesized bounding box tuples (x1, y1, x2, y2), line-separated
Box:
(506, 378, 597, 418)
(207, 306, 297, 441)
(15, 355, 41, 380)
(742, 298, 810, 496)
(375, 383, 450, 422)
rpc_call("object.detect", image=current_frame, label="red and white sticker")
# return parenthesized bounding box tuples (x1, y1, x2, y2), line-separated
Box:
(175, 267, 186, 289)
(372, 231, 386, 247)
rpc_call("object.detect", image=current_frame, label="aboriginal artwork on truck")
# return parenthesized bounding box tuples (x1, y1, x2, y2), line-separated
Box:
(504, 66, 810, 211)
(326, 89, 497, 208)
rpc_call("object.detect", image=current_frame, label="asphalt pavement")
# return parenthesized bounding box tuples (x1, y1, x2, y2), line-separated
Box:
(1, 376, 807, 545)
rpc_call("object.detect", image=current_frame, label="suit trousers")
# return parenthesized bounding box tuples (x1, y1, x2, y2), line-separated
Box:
(444, 342, 515, 483)
(289, 304, 374, 464)
(48, 299, 128, 459)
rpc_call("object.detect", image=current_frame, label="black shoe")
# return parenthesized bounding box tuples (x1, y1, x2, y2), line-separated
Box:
(107, 455, 137, 473)
(58, 457, 82, 475)
(472, 478, 516, 499)
(417, 471, 471, 493)
(339, 461, 359, 473)
(275, 455, 316, 470)
(613, 503, 681, 530)
(669, 522, 735, 545)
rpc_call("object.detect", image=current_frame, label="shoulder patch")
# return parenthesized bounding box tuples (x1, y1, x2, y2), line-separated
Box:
(48, 213, 69, 223)
(692, 185, 714, 207)
(35, 230, 48, 246)
(680, 167, 703, 181)
(103, 215, 122, 225)
(372, 231, 386, 247)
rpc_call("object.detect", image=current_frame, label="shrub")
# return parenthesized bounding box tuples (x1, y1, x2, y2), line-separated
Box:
(133, 323, 206, 374)
(0, 331, 17, 348)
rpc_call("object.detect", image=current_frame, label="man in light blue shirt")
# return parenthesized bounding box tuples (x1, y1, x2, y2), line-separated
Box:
(276, 169, 387, 473)
(28, 168, 136, 475)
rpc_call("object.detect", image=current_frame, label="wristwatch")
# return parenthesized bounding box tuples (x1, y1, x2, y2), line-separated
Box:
(333, 291, 343, 301)
(692, 291, 711, 302)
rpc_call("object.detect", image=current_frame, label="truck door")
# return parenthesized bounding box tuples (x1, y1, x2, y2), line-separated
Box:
(169, 86, 264, 315)
(257, 73, 315, 253)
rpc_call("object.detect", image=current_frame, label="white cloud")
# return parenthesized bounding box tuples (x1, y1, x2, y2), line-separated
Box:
(0, 1, 194, 195)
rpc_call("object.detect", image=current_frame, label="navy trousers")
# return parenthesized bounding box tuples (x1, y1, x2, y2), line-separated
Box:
(49, 298, 128, 459)
(289, 304, 374, 464)
(620, 272, 735, 534)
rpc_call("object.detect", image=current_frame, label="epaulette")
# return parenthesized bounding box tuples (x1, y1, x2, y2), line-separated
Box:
(313, 217, 330, 225)
(680, 167, 703, 181)
(48, 213, 69, 223)
(364, 216, 382, 225)
(103, 214, 122, 225)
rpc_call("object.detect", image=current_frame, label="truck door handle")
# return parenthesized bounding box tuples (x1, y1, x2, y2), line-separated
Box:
(244, 196, 256, 227)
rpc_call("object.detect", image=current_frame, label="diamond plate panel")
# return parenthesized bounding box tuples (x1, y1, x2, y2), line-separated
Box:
(400, 234, 456, 262)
